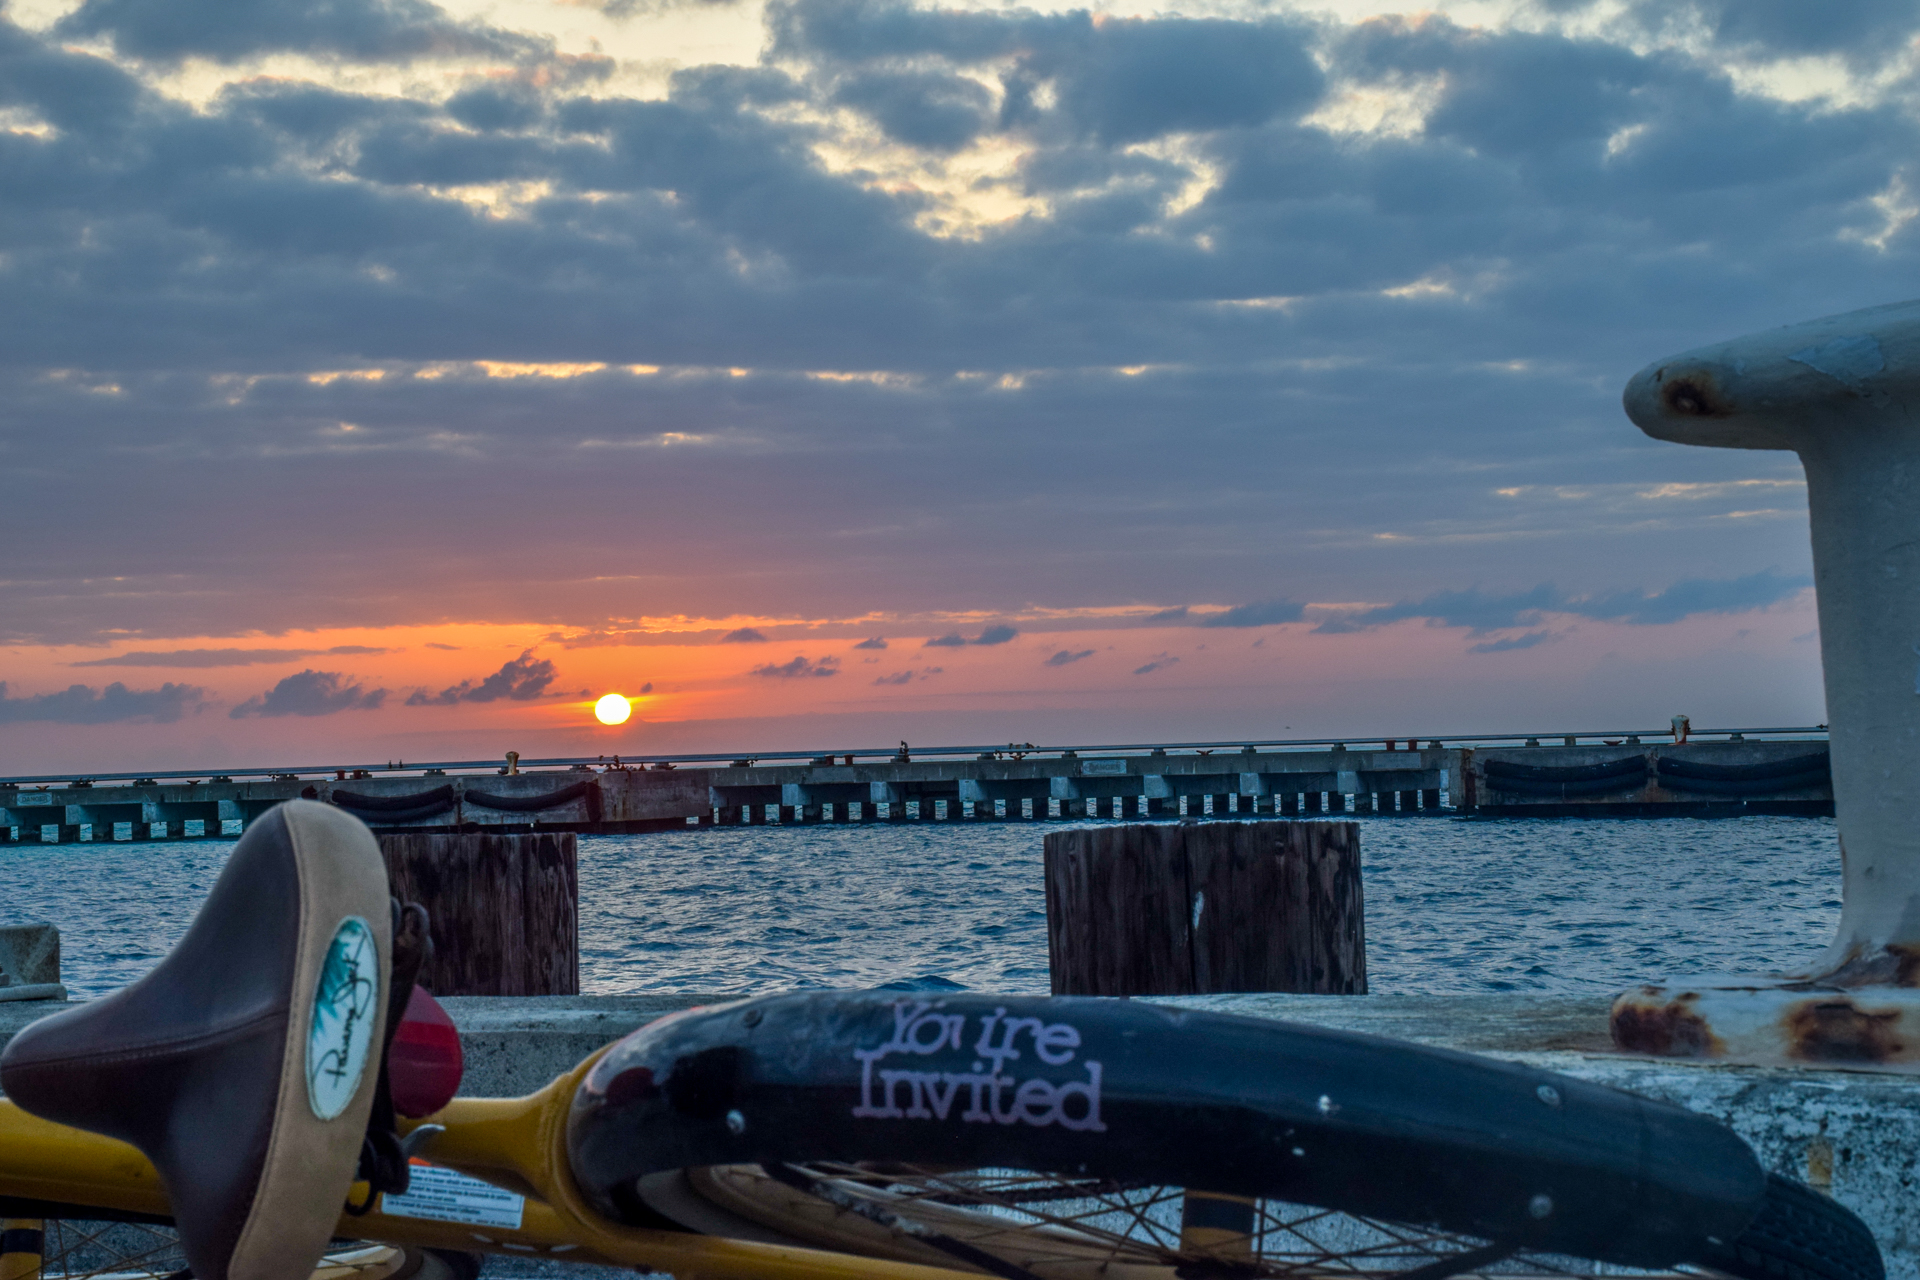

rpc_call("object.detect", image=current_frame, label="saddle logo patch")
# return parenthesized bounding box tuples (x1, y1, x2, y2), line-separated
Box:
(307, 916, 378, 1121)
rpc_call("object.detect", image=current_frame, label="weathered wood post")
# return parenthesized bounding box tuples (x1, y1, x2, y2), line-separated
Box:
(1044, 821, 1365, 996)
(0, 924, 65, 1002)
(378, 832, 578, 997)
(1615, 300, 1920, 1063)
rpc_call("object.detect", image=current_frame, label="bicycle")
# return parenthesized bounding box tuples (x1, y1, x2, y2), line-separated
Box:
(0, 800, 1887, 1280)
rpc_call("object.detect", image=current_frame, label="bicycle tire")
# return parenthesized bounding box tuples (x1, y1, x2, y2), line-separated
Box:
(563, 992, 1880, 1280)
(658, 1160, 1881, 1280)
(385, 1245, 486, 1280)
(1699, 1174, 1883, 1280)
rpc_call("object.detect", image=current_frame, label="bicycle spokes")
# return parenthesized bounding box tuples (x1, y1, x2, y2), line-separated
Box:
(693, 1163, 1701, 1280)
(28, 1219, 188, 1280)
(16, 1224, 411, 1280)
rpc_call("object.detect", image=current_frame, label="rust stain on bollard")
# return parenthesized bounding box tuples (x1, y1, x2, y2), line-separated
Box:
(1814, 939, 1920, 988)
(1609, 988, 1722, 1058)
(1784, 1000, 1905, 1064)
(1806, 1136, 1834, 1192)
(1657, 372, 1733, 418)
(1611, 983, 1920, 1069)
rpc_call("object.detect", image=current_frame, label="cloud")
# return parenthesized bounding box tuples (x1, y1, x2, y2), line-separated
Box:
(425, 642, 461, 650)
(752, 655, 840, 677)
(0, 0, 1886, 698)
(721, 628, 771, 643)
(1199, 600, 1307, 628)
(0, 681, 207, 724)
(1315, 585, 1564, 635)
(405, 650, 558, 704)
(1318, 573, 1810, 637)
(552, 629, 724, 648)
(229, 670, 386, 718)
(1468, 630, 1556, 654)
(56, 0, 549, 65)
(925, 626, 1018, 648)
(1133, 654, 1179, 675)
(776, 2, 1327, 144)
(1045, 14, 1327, 145)
(1141, 601, 1307, 629)
(1607, 0, 1920, 68)
(852, 636, 888, 649)
(1575, 572, 1812, 626)
(872, 666, 941, 684)
(592, 0, 747, 18)
(1045, 649, 1094, 666)
(640, 680, 653, 692)
(834, 69, 993, 152)
(72, 645, 387, 667)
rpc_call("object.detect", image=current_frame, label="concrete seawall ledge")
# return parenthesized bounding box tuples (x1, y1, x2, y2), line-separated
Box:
(435, 990, 1920, 1280)
(5, 992, 1916, 1278)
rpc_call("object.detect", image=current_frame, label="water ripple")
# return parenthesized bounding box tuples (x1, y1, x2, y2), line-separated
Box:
(0, 816, 1841, 999)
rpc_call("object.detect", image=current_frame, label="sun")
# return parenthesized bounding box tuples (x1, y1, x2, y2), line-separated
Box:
(593, 693, 632, 725)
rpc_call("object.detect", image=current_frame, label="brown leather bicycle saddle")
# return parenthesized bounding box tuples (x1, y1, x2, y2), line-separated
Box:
(0, 801, 392, 1280)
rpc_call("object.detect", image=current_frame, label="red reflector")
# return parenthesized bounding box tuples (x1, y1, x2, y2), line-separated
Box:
(389, 985, 464, 1118)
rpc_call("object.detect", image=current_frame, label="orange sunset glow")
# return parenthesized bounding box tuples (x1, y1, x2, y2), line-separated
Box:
(0, 594, 1824, 776)
(1, 0, 1881, 774)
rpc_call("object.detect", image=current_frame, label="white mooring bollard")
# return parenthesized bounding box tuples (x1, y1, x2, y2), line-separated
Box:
(1615, 300, 1920, 1066)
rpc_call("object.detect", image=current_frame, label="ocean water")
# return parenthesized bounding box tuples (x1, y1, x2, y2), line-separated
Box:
(2, 815, 1842, 1000)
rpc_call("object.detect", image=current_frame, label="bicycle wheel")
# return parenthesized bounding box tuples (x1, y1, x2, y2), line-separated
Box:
(658, 1162, 1879, 1280)
(567, 992, 1884, 1280)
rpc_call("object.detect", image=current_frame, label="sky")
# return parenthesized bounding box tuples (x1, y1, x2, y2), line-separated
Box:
(3, 0, 1914, 773)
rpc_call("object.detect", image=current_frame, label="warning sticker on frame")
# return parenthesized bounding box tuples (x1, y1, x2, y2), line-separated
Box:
(380, 1163, 525, 1229)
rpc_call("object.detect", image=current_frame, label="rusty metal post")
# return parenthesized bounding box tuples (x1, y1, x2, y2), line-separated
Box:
(1615, 299, 1920, 1066)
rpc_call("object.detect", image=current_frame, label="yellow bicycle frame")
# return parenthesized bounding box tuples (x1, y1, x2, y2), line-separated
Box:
(0, 1050, 976, 1280)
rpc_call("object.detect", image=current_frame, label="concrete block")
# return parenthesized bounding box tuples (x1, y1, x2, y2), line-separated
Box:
(0, 923, 65, 1002)
(439, 994, 728, 1096)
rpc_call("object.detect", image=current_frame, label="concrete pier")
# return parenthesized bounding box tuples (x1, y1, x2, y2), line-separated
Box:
(6, 990, 1911, 1276)
(360, 991, 1920, 1280)
(1, 736, 1832, 842)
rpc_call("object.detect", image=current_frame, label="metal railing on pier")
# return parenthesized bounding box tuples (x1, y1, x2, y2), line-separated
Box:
(0, 725, 1828, 788)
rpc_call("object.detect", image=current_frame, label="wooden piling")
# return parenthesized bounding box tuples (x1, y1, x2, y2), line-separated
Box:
(378, 832, 578, 997)
(1043, 820, 1365, 997)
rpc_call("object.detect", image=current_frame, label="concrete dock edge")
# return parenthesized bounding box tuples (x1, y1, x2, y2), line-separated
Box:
(5, 992, 1915, 1278)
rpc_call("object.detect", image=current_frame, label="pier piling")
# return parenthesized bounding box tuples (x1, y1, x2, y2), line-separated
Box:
(1044, 821, 1366, 997)
(377, 832, 578, 997)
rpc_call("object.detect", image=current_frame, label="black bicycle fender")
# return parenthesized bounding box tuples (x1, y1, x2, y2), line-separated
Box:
(566, 991, 1764, 1267)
